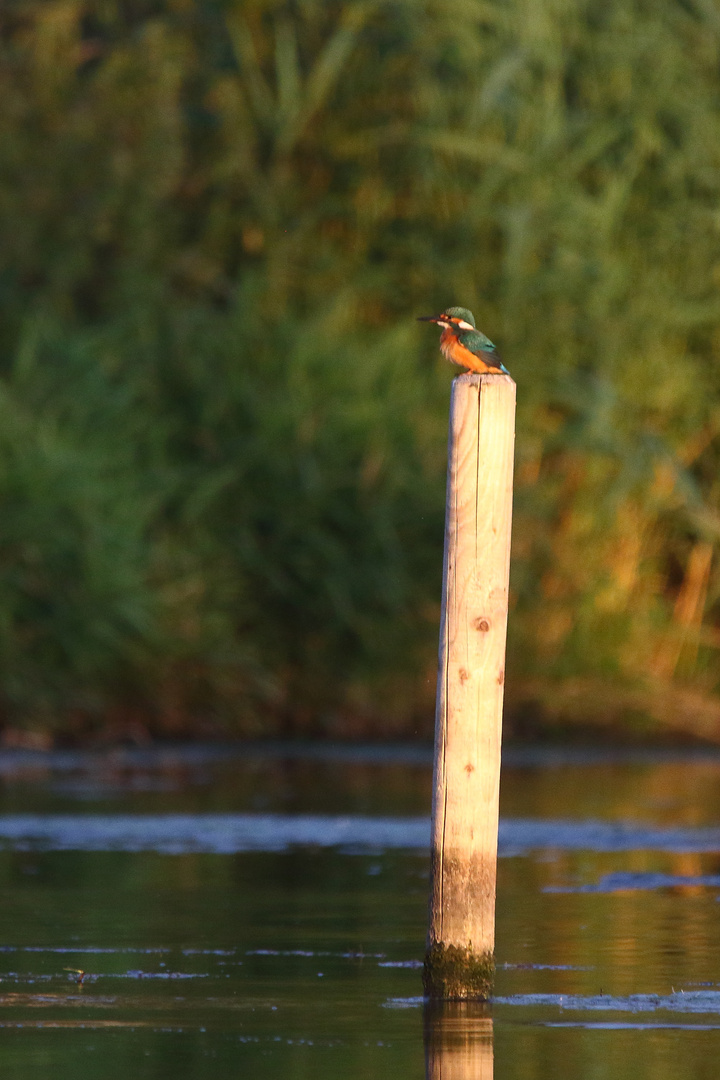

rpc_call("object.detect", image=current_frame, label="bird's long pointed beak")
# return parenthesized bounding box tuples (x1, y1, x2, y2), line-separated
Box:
(417, 314, 441, 323)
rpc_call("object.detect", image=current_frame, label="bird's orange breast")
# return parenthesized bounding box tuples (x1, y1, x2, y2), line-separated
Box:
(439, 329, 494, 373)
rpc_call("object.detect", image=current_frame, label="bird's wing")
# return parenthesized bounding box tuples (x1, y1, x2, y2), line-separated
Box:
(461, 329, 509, 373)
(462, 330, 496, 356)
(463, 328, 497, 355)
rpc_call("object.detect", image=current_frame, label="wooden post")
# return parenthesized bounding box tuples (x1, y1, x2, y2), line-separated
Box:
(423, 372, 516, 1000)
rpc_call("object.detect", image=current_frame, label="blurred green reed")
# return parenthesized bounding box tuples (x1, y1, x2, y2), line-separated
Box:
(1, 0, 720, 739)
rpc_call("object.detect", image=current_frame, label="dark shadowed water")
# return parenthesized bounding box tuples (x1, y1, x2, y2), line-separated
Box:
(2, 742, 720, 1078)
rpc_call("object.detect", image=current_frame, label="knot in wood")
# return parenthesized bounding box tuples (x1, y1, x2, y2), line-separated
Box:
(474, 617, 491, 632)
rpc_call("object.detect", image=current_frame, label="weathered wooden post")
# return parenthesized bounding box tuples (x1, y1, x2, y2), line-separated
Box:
(423, 372, 516, 1000)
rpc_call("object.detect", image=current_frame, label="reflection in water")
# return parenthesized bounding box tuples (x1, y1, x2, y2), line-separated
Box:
(424, 1001, 494, 1080)
(5, 748, 720, 1077)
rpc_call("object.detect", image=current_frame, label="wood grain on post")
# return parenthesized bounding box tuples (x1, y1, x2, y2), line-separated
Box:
(423, 372, 516, 1000)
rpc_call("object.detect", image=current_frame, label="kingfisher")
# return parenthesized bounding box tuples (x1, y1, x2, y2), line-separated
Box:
(418, 306, 509, 375)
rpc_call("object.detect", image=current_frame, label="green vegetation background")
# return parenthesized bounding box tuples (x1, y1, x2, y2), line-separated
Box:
(2, 0, 720, 742)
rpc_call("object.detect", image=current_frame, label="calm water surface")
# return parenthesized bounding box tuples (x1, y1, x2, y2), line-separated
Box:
(1, 743, 720, 1078)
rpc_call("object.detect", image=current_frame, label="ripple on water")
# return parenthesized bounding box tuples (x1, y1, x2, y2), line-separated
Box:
(0, 814, 720, 854)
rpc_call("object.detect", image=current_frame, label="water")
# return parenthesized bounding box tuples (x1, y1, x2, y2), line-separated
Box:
(1, 743, 720, 1077)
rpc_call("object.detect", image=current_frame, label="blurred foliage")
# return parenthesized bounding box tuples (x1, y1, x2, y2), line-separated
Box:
(1, 0, 720, 739)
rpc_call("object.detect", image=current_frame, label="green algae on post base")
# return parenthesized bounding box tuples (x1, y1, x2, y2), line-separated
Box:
(423, 944, 495, 1000)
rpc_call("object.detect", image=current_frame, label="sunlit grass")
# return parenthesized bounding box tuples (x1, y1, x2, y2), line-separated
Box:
(0, 0, 719, 737)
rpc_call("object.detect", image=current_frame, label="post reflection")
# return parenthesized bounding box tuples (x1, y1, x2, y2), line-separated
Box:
(424, 1000, 494, 1080)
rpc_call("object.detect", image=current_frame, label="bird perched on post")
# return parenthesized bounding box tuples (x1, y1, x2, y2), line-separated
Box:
(418, 306, 509, 375)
